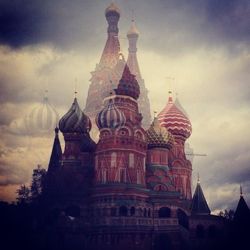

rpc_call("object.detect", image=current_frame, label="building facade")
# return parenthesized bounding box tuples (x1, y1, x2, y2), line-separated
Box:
(43, 3, 225, 250)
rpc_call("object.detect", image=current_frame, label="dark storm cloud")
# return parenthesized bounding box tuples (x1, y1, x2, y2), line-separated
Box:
(0, 0, 249, 53)
(0, 0, 104, 48)
(206, 0, 250, 42)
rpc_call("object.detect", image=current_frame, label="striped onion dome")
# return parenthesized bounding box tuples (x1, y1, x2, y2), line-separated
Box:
(96, 99, 126, 129)
(105, 2, 120, 16)
(24, 95, 59, 135)
(158, 94, 192, 139)
(146, 117, 174, 149)
(59, 98, 91, 133)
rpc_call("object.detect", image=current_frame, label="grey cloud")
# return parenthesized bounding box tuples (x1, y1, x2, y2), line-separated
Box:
(0, 0, 249, 55)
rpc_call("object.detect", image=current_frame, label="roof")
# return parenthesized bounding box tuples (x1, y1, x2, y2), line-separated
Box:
(48, 128, 62, 172)
(191, 182, 211, 215)
(234, 195, 250, 224)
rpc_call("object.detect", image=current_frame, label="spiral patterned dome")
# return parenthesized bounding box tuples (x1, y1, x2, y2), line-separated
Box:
(59, 98, 91, 133)
(146, 117, 174, 149)
(115, 63, 140, 100)
(158, 95, 192, 139)
(24, 96, 59, 135)
(96, 99, 126, 129)
(105, 2, 120, 16)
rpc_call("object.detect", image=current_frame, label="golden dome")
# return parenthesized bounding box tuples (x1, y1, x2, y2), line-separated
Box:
(105, 2, 121, 16)
(146, 117, 174, 149)
(127, 20, 139, 36)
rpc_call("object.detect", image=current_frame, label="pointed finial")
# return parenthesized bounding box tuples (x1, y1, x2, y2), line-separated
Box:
(131, 8, 136, 23)
(197, 173, 200, 183)
(166, 76, 175, 95)
(153, 111, 157, 118)
(55, 127, 59, 134)
(240, 185, 243, 196)
(74, 78, 78, 98)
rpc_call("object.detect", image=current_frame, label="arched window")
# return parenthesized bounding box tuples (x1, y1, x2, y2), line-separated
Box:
(130, 207, 135, 216)
(120, 169, 126, 182)
(177, 209, 189, 229)
(158, 207, 171, 218)
(111, 152, 116, 168)
(102, 169, 107, 183)
(148, 209, 151, 217)
(137, 170, 141, 184)
(129, 153, 134, 168)
(119, 206, 128, 216)
(138, 208, 143, 217)
(196, 224, 205, 238)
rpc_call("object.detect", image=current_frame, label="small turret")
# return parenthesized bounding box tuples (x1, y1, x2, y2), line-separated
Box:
(191, 177, 211, 215)
(47, 127, 62, 172)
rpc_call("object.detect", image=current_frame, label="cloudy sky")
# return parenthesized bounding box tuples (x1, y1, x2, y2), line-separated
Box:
(0, 0, 249, 212)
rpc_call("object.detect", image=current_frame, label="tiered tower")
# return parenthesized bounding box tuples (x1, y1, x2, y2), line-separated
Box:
(145, 117, 175, 192)
(127, 20, 152, 129)
(158, 92, 192, 199)
(84, 3, 152, 140)
(92, 58, 148, 218)
(47, 97, 96, 204)
(84, 3, 121, 125)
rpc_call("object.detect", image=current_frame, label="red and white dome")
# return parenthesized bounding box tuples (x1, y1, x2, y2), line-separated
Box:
(158, 94, 192, 139)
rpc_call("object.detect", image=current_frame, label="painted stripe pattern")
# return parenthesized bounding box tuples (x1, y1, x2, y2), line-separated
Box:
(96, 100, 126, 129)
(24, 97, 59, 134)
(158, 98, 192, 138)
(59, 98, 91, 133)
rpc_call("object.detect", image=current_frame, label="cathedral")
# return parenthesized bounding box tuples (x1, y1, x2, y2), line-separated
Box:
(43, 3, 228, 250)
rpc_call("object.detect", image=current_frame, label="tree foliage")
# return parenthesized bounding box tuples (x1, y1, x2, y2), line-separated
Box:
(16, 184, 30, 204)
(30, 164, 47, 201)
(218, 209, 234, 221)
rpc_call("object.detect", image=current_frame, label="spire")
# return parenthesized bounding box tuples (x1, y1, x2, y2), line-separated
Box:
(168, 90, 173, 103)
(191, 180, 211, 215)
(126, 18, 152, 128)
(234, 185, 250, 223)
(48, 127, 62, 172)
(127, 19, 141, 78)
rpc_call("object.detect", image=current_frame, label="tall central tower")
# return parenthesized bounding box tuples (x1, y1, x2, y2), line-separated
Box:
(84, 3, 122, 124)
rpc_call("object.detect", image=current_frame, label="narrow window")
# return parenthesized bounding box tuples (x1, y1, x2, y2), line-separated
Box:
(129, 153, 134, 168)
(111, 152, 116, 168)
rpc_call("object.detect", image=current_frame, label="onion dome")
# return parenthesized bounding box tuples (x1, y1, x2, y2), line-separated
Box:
(158, 93, 192, 139)
(24, 93, 59, 135)
(115, 63, 140, 100)
(105, 2, 120, 17)
(127, 20, 139, 36)
(96, 99, 126, 129)
(146, 117, 174, 149)
(59, 98, 91, 133)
